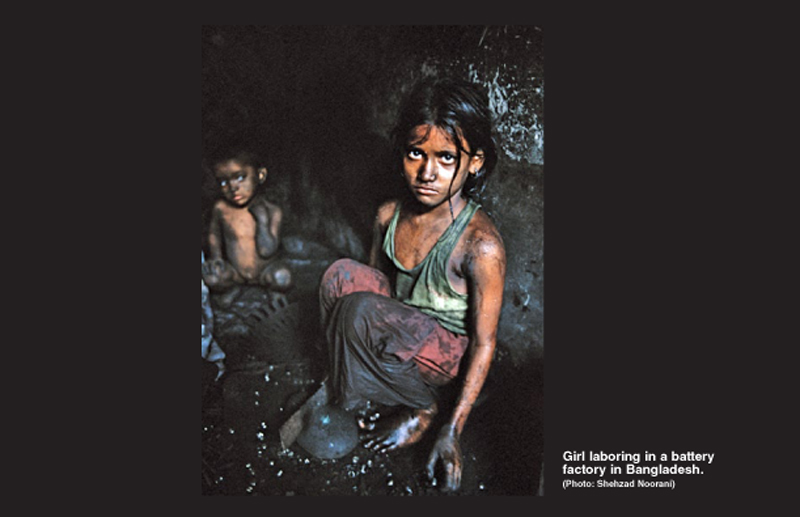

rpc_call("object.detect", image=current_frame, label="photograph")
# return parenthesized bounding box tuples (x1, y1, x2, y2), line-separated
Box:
(201, 25, 545, 496)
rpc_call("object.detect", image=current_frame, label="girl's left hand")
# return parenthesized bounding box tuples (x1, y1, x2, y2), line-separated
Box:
(426, 427, 463, 492)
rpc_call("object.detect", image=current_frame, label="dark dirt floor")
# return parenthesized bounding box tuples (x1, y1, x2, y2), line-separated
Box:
(201, 258, 543, 496)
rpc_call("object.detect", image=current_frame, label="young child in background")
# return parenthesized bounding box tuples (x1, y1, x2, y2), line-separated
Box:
(202, 148, 293, 305)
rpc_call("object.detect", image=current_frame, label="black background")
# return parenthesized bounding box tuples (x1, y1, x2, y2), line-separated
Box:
(90, 14, 776, 509)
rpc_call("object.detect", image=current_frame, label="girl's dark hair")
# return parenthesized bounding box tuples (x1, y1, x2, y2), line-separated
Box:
(390, 78, 498, 200)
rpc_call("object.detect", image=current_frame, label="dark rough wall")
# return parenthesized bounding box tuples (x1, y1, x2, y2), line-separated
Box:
(201, 25, 544, 368)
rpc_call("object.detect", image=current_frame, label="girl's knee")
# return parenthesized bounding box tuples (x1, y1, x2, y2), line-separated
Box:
(321, 259, 391, 297)
(320, 258, 361, 299)
(322, 258, 360, 283)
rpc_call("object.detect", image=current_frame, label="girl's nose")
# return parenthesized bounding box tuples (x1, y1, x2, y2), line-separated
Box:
(419, 160, 436, 182)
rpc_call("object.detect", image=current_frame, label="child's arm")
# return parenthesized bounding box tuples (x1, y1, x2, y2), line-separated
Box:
(206, 204, 224, 261)
(249, 197, 281, 258)
(202, 204, 236, 286)
(426, 226, 506, 492)
(368, 200, 396, 274)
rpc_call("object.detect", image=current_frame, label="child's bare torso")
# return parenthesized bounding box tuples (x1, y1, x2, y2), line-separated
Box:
(215, 201, 273, 282)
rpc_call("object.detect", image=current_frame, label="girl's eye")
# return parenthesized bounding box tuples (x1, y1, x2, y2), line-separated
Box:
(407, 149, 423, 159)
(219, 180, 228, 187)
(440, 153, 456, 164)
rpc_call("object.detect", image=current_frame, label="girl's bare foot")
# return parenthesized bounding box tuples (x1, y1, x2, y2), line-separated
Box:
(358, 403, 437, 453)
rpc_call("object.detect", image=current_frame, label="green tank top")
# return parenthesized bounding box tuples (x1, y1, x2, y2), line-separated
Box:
(382, 199, 481, 335)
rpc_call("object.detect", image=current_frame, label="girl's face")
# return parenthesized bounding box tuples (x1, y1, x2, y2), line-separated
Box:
(402, 124, 484, 209)
(214, 159, 263, 207)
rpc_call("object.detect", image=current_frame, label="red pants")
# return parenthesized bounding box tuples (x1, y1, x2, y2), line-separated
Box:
(319, 259, 469, 410)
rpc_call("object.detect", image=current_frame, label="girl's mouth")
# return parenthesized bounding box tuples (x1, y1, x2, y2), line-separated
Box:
(414, 186, 438, 196)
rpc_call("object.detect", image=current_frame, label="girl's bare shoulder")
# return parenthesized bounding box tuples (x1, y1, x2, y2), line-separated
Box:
(375, 199, 400, 228)
(464, 209, 506, 263)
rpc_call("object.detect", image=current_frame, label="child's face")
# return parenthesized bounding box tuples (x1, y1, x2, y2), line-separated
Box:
(402, 124, 484, 208)
(214, 160, 261, 207)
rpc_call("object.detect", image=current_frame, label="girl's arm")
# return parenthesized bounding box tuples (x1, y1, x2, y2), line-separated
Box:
(427, 227, 506, 491)
(368, 200, 398, 274)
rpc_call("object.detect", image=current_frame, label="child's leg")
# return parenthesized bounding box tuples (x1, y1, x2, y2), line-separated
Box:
(325, 291, 465, 452)
(258, 260, 293, 292)
(318, 258, 391, 330)
(202, 259, 244, 308)
(325, 291, 439, 410)
(202, 258, 242, 291)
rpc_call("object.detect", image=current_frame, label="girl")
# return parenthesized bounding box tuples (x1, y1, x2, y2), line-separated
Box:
(319, 78, 506, 492)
